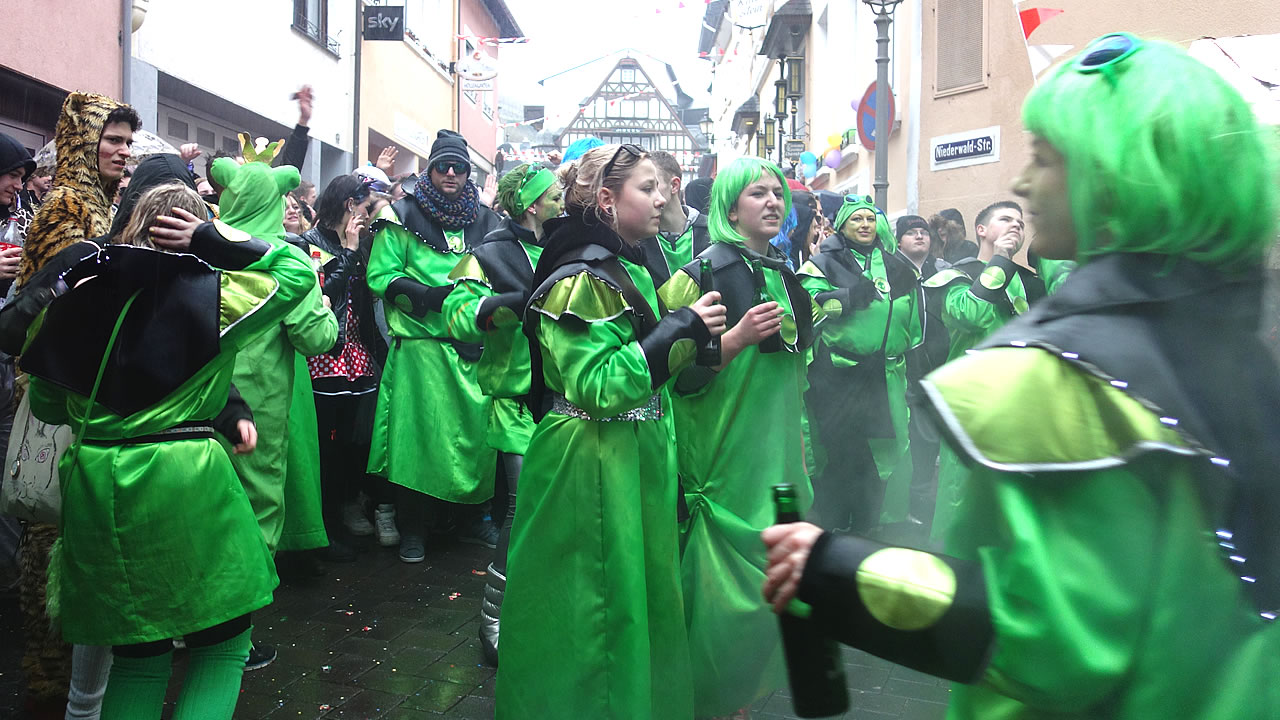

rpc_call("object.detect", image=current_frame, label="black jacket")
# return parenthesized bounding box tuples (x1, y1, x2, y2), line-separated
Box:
(299, 225, 387, 373)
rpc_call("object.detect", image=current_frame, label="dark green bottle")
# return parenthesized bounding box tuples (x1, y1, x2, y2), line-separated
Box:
(696, 258, 721, 366)
(752, 258, 782, 353)
(773, 484, 850, 718)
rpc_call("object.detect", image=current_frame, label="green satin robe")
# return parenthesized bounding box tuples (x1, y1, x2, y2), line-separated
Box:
(798, 245, 922, 524)
(366, 220, 494, 503)
(497, 259, 694, 720)
(442, 242, 544, 455)
(30, 243, 313, 645)
(658, 257, 821, 716)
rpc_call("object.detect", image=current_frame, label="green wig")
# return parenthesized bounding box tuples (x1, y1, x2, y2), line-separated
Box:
(708, 157, 792, 246)
(1022, 34, 1277, 271)
(834, 194, 896, 253)
(496, 163, 557, 218)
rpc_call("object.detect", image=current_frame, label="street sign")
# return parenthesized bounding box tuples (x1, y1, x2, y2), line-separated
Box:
(856, 82, 895, 151)
(785, 140, 807, 160)
(364, 6, 404, 41)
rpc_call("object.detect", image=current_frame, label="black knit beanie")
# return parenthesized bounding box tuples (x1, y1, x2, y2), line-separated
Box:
(0, 132, 35, 181)
(895, 214, 930, 240)
(428, 130, 471, 170)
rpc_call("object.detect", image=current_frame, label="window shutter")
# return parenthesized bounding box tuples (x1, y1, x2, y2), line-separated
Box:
(936, 0, 986, 94)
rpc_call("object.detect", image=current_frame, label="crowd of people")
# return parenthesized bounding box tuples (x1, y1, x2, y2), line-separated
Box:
(0, 31, 1277, 720)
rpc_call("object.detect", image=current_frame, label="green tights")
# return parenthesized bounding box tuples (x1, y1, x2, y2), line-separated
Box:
(100, 627, 252, 720)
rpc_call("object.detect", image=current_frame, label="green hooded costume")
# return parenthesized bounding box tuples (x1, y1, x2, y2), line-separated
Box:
(798, 196, 922, 529)
(213, 156, 337, 553)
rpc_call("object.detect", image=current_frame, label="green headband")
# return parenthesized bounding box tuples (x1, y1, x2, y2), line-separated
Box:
(515, 168, 556, 216)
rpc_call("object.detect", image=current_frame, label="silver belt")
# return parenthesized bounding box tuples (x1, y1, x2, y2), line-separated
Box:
(551, 394, 663, 422)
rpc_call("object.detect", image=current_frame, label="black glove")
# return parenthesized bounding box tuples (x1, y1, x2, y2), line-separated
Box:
(816, 276, 880, 315)
(213, 383, 254, 445)
(476, 290, 528, 330)
(386, 276, 453, 318)
(639, 306, 712, 389)
(189, 221, 274, 270)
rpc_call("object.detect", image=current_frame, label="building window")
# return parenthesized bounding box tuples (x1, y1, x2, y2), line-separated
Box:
(222, 135, 240, 154)
(294, 0, 340, 56)
(167, 117, 188, 141)
(197, 127, 215, 149)
(935, 0, 986, 95)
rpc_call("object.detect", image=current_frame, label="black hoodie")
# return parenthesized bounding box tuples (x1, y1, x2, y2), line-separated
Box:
(0, 132, 35, 218)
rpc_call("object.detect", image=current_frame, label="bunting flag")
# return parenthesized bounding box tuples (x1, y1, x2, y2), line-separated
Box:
(1018, 8, 1063, 39)
(457, 34, 530, 46)
(1027, 44, 1074, 77)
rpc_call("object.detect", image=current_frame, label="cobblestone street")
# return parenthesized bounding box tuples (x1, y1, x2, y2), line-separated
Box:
(2, 534, 947, 719)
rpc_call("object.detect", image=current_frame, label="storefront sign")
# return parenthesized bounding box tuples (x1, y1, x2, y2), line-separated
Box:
(930, 126, 1001, 171)
(364, 6, 404, 41)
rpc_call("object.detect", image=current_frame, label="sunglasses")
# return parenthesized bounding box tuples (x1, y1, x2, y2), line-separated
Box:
(844, 194, 874, 205)
(432, 160, 470, 176)
(1074, 32, 1141, 74)
(602, 144, 644, 178)
(360, 176, 390, 193)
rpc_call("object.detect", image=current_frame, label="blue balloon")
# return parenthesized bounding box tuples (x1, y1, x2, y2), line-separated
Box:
(799, 151, 818, 165)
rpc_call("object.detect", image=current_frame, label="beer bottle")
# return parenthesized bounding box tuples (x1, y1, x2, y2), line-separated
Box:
(696, 258, 721, 366)
(773, 483, 850, 718)
(752, 258, 782, 353)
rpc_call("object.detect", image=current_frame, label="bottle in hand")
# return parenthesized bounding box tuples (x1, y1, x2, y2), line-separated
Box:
(696, 257, 721, 366)
(752, 258, 782, 353)
(773, 483, 850, 718)
(311, 249, 325, 286)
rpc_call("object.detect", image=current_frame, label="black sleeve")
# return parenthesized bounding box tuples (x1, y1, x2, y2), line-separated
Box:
(213, 383, 254, 445)
(0, 241, 98, 354)
(277, 124, 311, 172)
(815, 274, 880, 314)
(968, 254, 1018, 304)
(385, 276, 453, 318)
(798, 532, 994, 683)
(475, 290, 528, 330)
(638, 306, 711, 389)
(188, 222, 274, 271)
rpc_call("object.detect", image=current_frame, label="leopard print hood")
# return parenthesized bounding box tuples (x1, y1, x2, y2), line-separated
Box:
(17, 92, 131, 286)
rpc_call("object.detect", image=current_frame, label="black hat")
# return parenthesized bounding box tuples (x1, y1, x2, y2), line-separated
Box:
(428, 130, 470, 170)
(684, 178, 713, 215)
(0, 132, 35, 182)
(895, 214, 930, 240)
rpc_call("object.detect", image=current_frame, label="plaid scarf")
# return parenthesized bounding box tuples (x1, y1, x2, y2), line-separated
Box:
(414, 177, 479, 231)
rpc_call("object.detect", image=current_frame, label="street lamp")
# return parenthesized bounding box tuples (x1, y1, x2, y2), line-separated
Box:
(773, 79, 788, 120)
(757, 128, 767, 158)
(699, 112, 715, 152)
(763, 117, 776, 152)
(785, 57, 804, 98)
(862, 0, 902, 211)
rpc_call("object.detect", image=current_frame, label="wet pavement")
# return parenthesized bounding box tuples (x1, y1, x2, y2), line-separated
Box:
(1, 532, 948, 719)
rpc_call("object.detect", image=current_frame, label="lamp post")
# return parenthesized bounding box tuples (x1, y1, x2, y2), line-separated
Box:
(862, 0, 902, 211)
(763, 117, 777, 159)
(699, 112, 715, 153)
(757, 128, 767, 158)
(773, 78, 788, 165)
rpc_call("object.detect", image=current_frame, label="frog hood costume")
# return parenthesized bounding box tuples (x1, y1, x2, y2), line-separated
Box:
(217, 143, 337, 553)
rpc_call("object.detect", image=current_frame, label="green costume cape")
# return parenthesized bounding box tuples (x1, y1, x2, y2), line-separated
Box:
(213, 158, 337, 552)
(798, 232, 922, 525)
(498, 234, 695, 718)
(442, 220, 543, 455)
(921, 254, 1049, 541)
(28, 238, 314, 645)
(366, 204, 495, 502)
(658, 241, 823, 715)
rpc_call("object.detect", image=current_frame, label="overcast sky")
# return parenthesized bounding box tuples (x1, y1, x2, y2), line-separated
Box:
(499, 0, 714, 127)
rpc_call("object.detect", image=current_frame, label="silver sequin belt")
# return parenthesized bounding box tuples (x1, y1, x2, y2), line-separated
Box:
(551, 394, 663, 422)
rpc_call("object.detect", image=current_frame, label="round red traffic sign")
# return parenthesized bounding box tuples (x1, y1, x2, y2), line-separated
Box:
(856, 82, 895, 151)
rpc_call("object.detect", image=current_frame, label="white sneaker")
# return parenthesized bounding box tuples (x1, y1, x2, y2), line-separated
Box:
(343, 501, 374, 536)
(374, 504, 400, 547)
